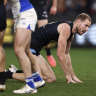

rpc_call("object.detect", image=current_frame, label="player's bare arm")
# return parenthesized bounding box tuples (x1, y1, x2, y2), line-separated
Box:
(57, 23, 75, 83)
(66, 37, 82, 83)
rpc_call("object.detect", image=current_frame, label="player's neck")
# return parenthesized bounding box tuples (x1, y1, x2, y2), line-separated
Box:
(72, 23, 77, 34)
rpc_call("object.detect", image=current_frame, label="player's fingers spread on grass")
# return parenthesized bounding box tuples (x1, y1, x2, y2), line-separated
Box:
(73, 79, 83, 83)
(67, 78, 77, 84)
(76, 80, 83, 83)
(67, 80, 77, 84)
(72, 76, 83, 83)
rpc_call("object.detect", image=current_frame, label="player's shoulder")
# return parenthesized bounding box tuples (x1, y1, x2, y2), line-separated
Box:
(58, 22, 71, 30)
(57, 22, 71, 37)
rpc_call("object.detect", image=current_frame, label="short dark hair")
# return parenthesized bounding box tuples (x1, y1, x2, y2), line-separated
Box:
(74, 13, 91, 22)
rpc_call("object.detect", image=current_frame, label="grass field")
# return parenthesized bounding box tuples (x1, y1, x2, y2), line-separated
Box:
(0, 47, 96, 96)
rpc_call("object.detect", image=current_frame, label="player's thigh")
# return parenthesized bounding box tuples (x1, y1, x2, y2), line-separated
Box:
(37, 55, 55, 77)
(14, 9, 37, 48)
(14, 28, 31, 48)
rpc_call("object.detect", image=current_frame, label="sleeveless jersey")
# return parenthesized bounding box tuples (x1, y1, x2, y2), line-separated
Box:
(30, 20, 73, 54)
(8, 0, 33, 18)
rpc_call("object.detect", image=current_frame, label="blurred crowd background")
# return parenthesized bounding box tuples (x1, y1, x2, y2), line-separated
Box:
(4, 0, 96, 47)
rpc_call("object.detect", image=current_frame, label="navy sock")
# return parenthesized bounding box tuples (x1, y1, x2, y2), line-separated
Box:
(4, 71, 13, 79)
(16, 70, 23, 73)
(26, 76, 36, 89)
(0, 72, 5, 84)
(45, 48, 51, 55)
(32, 72, 43, 82)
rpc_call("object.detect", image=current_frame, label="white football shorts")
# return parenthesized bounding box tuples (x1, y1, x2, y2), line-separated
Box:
(14, 8, 37, 32)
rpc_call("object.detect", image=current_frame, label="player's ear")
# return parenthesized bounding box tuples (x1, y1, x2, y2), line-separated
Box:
(76, 19, 80, 25)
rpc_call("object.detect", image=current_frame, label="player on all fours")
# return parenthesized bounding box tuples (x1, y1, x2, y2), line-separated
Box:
(3, 13, 91, 85)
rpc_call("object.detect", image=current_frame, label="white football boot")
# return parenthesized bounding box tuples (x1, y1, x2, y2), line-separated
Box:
(0, 84, 6, 91)
(13, 84, 37, 94)
(34, 80, 45, 88)
(8, 64, 18, 73)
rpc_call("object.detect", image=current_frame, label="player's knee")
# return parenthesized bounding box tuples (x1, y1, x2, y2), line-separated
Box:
(47, 75, 56, 82)
(26, 49, 30, 56)
(14, 46, 24, 57)
(51, 76, 56, 82)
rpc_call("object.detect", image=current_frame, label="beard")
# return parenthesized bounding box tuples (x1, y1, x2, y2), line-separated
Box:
(76, 27, 80, 35)
(76, 26, 82, 35)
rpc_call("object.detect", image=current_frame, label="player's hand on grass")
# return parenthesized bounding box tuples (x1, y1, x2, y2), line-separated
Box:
(72, 76, 82, 83)
(66, 75, 77, 84)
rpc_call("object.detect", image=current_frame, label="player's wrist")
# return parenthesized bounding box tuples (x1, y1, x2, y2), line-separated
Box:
(65, 74, 71, 80)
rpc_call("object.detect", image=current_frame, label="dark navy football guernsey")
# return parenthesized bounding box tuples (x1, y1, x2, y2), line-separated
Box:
(30, 20, 73, 55)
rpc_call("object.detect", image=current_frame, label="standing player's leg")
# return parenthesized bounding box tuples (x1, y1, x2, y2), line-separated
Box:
(0, 32, 6, 72)
(0, 31, 6, 91)
(13, 10, 37, 93)
(14, 28, 32, 79)
(0, 3, 6, 91)
(13, 8, 45, 93)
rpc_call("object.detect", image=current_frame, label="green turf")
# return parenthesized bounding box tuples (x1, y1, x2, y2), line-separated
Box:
(0, 47, 96, 96)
